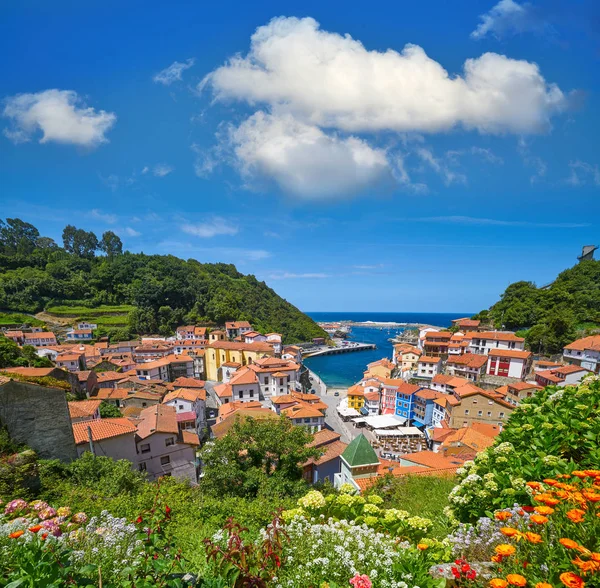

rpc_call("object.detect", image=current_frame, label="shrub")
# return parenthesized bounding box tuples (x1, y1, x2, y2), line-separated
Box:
(449, 376, 600, 522)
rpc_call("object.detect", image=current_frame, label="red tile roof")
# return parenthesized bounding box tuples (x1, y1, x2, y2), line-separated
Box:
(209, 341, 273, 352)
(418, 356, 441, 364)
(473, 331, 525, 342)
(447, 354, 488, 369)
(163, 387, 206, 404)
(488, 349, 532, 359)
(229, 367, 259, 386)
(72, 417, 137, 445)
(136, 404, 179, 439)
(565, 335, 600, 351)
(68, 399, 102, 419)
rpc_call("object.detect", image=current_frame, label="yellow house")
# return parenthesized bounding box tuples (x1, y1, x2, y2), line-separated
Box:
(363, 358, 394, 380)
(347, 384, 365, 411)
(208, 330, 227, 343)
(394, 344, 422, 372)
(205, 341, 275, 381)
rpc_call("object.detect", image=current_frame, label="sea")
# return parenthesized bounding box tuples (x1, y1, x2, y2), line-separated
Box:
(304, 311, 471, 388)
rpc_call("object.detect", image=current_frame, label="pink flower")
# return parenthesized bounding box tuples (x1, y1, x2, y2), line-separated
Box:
(350, 574, 372, 588)
(4, 499, 28, 515)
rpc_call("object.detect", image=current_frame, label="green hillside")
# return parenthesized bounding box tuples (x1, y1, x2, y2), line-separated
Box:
(0, 218, 326, 343)
(473, 259, 600, 353)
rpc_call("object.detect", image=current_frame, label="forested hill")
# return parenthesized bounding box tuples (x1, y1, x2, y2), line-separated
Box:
(473, 259, 600, 354)
(0, 218, 326, 343)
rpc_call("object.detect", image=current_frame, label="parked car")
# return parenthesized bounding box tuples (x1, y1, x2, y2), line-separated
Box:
(334, 391, 340, 396)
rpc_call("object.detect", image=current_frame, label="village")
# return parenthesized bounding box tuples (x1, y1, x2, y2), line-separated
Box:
(1, 316, 599, 493)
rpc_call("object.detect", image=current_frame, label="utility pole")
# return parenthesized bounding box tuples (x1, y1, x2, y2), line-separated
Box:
(87, 425, 95, 456)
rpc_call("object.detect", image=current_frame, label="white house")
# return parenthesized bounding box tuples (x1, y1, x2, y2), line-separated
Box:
(22, 332, 57, 347)
(535, 365, 591, 388)
(162, 387, 207, 436)
(225, 321, 252, 339)
(266, 333, 282, 355)
(55, 351, 85, 372)
(446, 354, 488, 382)
(563, 335, 600, 374)
(227, 366, 261, 403)
(66, 329, 93, 342)
(135, 405, 198, 483)
(247, 357, 301, 397)
(416, 356, 442, 379)
(72, 418, 139, 463)
(243, 331, 267, 344)
(469, 331, 525, 355)
(486, 349, 532, 379)
(363, 390, 380, 415)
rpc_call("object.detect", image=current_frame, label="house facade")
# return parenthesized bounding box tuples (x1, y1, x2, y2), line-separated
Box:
(416, 356, 442, 379)
(563, 335, 600, 374)
(205, 341, 275, 381)
(446, 354, 488, 382)
(468, 332, 525, 355)
(486, 349, 532, 379)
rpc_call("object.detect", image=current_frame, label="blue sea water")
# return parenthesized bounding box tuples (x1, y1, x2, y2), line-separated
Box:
(303, 311, 470, 388)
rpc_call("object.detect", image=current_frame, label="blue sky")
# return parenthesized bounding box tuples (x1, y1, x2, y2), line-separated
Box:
(1, 0, 599, 313)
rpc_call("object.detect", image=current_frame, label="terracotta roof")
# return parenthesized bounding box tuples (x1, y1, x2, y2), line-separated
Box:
(68, 399, 102, 419)
(495, 385, 510, 396)
(167, 377, 205, 390)
(229, 367, 259, 386)
(163, 387, 206, 404)
(282, 404, 324, 419)
(452, 318, 480, 327)
(1, 367, 59, 377)
(72, 417, 137, 445)
(209, 341, 273, 352)
(448, 354, 488, 369)
(507, 381, 542, 392)
(473, 331, 525, 342)
(488, 349, 532, 359)
(211, 409, 277, 438)
(57, 353, 83, 362)
(75, 370, 93, 382)
(305, 440, 348, 466)
(213, 383, 232, 399)
(432, 374, 454, 385)
(364, 391, 380, 402)
(424, 331, 453, 340)
(433, 395, 460, 407)
(414, 388, 443, 400)
(439, 427, 496, 453)
(368, 358, 395, 369)
(24, 332, 56, 339)
(565, 335, 600, 351)
(121, 405, 143, 418)
(218, 400, 263, 420)
(553, 364, 590, 375)
(536, 370, 562, 383)
(136, 404, 179, 439)
(127, 389, 163, 401)
(225, 321, 252, 329)
(134, 357, 171, 370)
(308, 429, 341, 447)
(96, 387, 130, 400)
(470, 422, 501, 438)
(348, 384, 365, 397)
(96, 371, 126, 383)
(400, 450, 463, 469)
(181, 430, 200, 446)
(418, 356, 441, 364)
(176, 411, 196, 422)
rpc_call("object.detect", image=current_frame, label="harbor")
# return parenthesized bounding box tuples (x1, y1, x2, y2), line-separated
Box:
(302, 341, 377, 358)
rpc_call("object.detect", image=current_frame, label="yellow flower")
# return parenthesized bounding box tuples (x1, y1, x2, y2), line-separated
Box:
(417, 543, 428, 551)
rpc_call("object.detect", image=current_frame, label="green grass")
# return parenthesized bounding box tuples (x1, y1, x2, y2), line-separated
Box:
(45, 304, 135, 317)
(0, 312, 45, 327)
(369, 474, 456, 538)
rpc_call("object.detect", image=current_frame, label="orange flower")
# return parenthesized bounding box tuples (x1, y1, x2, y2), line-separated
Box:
(544, 479, 558, 486)
(490, 580, 508, 588)
(506, 574, 527, 587)
(560, 538, 581, 549)
(572, 471, 587, 478)
(500, 527, 520, 537)
(591, 553, 600, 562)
(524, 532, 543, 544)
(534, 493, 552, 502)
(534, 506, 555, 515)
(495, 511, 513, 521)
(9, 530, 24, 539)
(28, 525, 42, 533)
(583, 470, 600, 478)
(40, 533, 48, 541)
(526, 481, 543, 490)
(536, 584, 553, 588)
(582, 491, 600, 503)
(491, 554, 503, 563)
(566, 509, 586, 523)
(495, 544, 516, 557)
(560, 571, 585, 588)
(417, 543, 428, 551)
(572, 557, 600, 574)
(530, 514, 549, 525)
(544, 497, 561, 506)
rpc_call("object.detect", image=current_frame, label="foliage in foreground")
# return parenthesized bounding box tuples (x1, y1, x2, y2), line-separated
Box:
(449, 376, 600, 523)
(0, 335, 53, 369)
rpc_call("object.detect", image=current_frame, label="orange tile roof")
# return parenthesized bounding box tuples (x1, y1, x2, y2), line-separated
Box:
(68, 399, 102, 419)
(418, 356, 441, 364)
(24, 332, 56, 339)
(229, 367, 259, 386)
(424, 331, 453, 340)
(96, 387, 130, 400)
(305, 440, 348, 466)
(209, 341, 274, 352)
(364, 391, 380, 402)
(181, 430, 200, 446)
(308, 429, 341, 447)
(218, 400, 263, 420)
(72, 417, 137, 445)
(565, 334, 600, 351)
(473, 331, 525, 342)
(136, 404, 179, 439)
(282, 403, 324, 419)
(414, 388, 443, 400)
(470, 422, 501, 438)
(488, 349, 532, 359)
(96, 371, 126, 383)
(448, 354, 488, 369)
(439, 427, 496, 453)
(213, 383, 232, 399)
(167, 377, 205, 390)
(225, 321, 252, 329)
(507, 381, 542, 392)
(400, 450, 463, 469)
(432, 374, 454, 385)
(553, 364, 590, 375)
(348, 384, 365, 397)
(211, 408, 277, 438)
(163, 387, 206, 404)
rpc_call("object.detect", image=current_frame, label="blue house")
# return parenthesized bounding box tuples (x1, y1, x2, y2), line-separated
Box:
(394, 383, 423, 422)
(412, 388, 444, 427)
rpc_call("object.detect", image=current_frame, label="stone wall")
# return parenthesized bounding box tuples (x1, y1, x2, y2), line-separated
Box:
(0, 379, 77, 462)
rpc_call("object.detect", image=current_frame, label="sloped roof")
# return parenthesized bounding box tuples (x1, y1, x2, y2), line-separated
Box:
(136, 404, 179, 439)
(447, 354, 488, 369)
(488, 349, 532, 359)
(68, 399, 102, 419)
(72, 418, 136, 445)
(305, 440, 348, 466)
(229, 367, 259, 386)
(211, 408, 277, 438)
(308, 429, 341, 447)
(341, 434, 379, 467)
(163, 387, 206, 404)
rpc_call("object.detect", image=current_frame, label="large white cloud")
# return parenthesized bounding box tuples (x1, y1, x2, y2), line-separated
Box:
(202, 16, 567, 135)
(3, 89, 116, 147)
(226, 111, 391, 198)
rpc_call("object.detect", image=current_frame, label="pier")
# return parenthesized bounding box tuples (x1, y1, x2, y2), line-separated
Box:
(302, 342, 376, 358)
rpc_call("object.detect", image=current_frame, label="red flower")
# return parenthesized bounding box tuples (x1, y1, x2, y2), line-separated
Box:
(451, 567, 461, 578)
(274, 555, 281, 568)
(165, 505, 171, 518)
(136, 516, 143, 524)
(461, 564, 471, 573)
(466, 570, 477, 580)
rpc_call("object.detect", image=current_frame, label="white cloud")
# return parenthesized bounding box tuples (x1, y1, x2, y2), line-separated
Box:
(469, 146, 504, 164)
(153, 58, 195, 85)
(89, 208, 117, 223)
(181, 217, 239, 238)
(471, 0, 552, 40)
(225, 111, 392, 198)
(123, 227, 141, 237)
(411, 215, 589, 228)
(517, 138, 546, 184)
(3, 89, 116, 147)
(141, 166, 150, 175)
(566, 160, 600, 187)
(153, 163, 174, 177)
(268, 272, 330, 279)
(416, 148, 467, 185)
(202, 16, 567, 136)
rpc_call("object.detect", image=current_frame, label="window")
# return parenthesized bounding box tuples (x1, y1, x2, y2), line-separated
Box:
(140, 443, 150, 454)
(464, 409, 469, 415)
(487, 411, 492, 417)
(499, 412, 505, 418)
(472, 399, 477, 404)
(165, 437, 175, 447)
(264, 377, 269, 384)
(138, 462, 147, 471)
(142, 402, 147, 408)
(160, 456, 171, 466)
(249, 390, 254, 398)
(238, 391, 243, 398)
(478, 410, 483, 416)
(179, 404, 184, 410)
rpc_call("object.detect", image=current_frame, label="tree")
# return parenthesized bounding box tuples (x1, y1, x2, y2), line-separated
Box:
(62, 225, 98, 258)
(0, 336, 24, 368)
(199, 416, 320, 498)
(99, 231, 123, 257)
(99, 401, 122, 418)
(0, 218, 40, 255)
